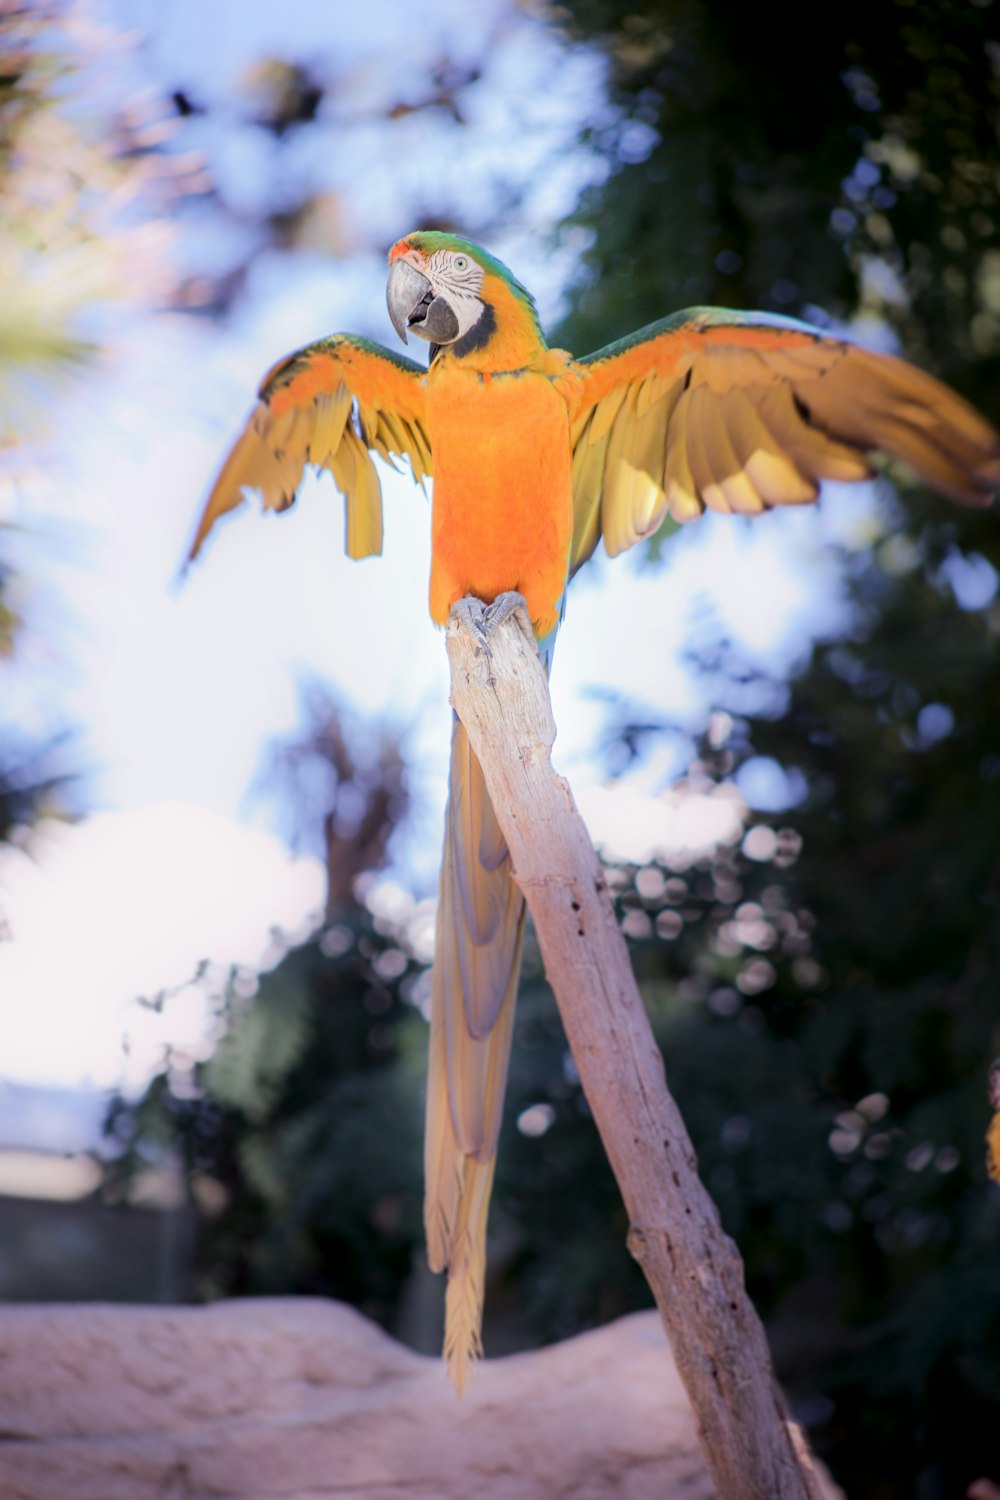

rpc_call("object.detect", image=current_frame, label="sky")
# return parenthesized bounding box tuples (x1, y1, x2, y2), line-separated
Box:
(0, 0, 878, 1101)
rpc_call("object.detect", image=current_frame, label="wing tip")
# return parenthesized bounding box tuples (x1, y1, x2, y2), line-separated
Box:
(182, 475, 253, 572)
(184, 508, 218, 567)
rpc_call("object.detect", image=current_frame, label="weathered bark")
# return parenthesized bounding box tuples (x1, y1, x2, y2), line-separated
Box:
(445, 601, 827, 1500)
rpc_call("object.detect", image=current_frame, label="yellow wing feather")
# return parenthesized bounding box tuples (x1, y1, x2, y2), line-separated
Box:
(567, 312, 1000, 572)
(188, 335, 430, 563)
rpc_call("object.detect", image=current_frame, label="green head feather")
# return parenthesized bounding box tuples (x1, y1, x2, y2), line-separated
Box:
(405, 231, 540, 324)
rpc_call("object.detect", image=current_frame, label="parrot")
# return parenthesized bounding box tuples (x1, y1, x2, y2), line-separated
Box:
(189, 229, 1000, 1394)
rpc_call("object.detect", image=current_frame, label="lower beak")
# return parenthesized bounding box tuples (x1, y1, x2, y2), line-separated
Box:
(387, 260, 433, 345)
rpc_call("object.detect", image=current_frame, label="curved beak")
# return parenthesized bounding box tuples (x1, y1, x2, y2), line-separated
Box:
(387, 258, 462, 347)
(387, 259, 432, 345)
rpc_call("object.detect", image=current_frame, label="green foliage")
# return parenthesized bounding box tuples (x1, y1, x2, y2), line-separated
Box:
(0, 2, 184, 443)
(552, 0, 1000, 388)
(541, 9, 1000, 1485)
(104, 912, 426, 1326)
(596, 643, 1000, 1495)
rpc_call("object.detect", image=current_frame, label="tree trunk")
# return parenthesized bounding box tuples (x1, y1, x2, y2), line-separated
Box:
(445, 600, 826, 1500)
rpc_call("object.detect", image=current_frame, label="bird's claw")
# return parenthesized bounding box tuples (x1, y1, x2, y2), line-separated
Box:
(450, 592, 528, 661)
(450, 596, 495, 658)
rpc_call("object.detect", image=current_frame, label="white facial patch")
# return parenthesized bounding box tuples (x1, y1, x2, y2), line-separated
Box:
(425, 249, 486, 342)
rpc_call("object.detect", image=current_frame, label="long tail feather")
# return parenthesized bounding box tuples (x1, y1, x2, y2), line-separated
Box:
(424, 714, 525, 1394)
(441, 1154, 496, 1394)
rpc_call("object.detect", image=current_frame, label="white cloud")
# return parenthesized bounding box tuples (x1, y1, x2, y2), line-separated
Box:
(0, 804, 323, 1088)
(577, 780, 746, 868)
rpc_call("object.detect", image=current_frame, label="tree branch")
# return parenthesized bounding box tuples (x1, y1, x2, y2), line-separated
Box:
(446, 601, 827, 1500)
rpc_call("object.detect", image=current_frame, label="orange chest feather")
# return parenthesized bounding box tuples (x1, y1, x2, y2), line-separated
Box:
(425, 368, 574, 635)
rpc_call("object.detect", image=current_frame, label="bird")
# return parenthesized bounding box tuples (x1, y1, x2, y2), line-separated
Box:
(190, 229, 1000, 1393)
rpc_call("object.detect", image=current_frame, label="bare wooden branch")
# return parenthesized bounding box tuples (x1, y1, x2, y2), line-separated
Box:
(446, 601, 827, 1500)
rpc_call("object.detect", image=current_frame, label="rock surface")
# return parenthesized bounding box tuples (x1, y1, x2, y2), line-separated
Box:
(0, 1300, 840, 1499)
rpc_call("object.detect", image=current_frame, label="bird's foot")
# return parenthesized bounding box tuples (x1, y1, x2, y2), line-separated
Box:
(449, 591, 529, 660)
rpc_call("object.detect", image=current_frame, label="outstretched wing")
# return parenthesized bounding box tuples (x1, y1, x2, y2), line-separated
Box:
(189, 334, 431, 562)
(568, 309, 1000, 575)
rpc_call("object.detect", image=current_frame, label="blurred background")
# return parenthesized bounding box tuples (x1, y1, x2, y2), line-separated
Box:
(2, 1, 999, 1494)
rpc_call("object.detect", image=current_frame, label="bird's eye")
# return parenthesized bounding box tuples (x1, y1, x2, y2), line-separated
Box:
(454, 256, 468, 271)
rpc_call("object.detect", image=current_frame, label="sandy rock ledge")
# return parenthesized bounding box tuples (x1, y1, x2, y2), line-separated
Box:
(0, 1300, 726, 1500)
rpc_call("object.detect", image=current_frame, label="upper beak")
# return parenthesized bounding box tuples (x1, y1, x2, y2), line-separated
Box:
(387, 259, 433, 345)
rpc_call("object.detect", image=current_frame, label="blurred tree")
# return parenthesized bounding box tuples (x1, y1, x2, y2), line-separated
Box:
(103, 694, 429, 1337)
(258, 681, 409, 916)
(103, 915, 428, 1331)
(552, 0, 1000, 388)
(143, 13, 571, 317)
(0, 1, 193, 452)
(0, 0, 196, 839)
(493, 621, 1000, 1497)
(536, 3, 1000, 1496)
(0, 734, 73, 845)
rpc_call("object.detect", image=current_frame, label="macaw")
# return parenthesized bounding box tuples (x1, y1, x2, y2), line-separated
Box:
(190, 230, 999, 1392)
